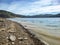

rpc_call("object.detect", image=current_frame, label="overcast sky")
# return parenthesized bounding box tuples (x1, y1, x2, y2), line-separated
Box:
(0, 0, 60, 15)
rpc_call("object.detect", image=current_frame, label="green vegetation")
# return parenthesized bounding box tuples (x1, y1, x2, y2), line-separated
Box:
(0, 10, 25, 18)
(0, 10, 15, 18)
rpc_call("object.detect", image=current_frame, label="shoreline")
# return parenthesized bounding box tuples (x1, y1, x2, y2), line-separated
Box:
(13, 21, 46, 45)
(7, 19, 49, 45)
(18, 22, 49, 45)
(7, 18, 60, 45)
(19, 22, 49, 45)
(18, 21, 60, 45)
(0, 18, 45, 45)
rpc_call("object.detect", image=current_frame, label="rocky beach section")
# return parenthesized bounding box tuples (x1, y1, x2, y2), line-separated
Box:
(0, 18, 45, 45)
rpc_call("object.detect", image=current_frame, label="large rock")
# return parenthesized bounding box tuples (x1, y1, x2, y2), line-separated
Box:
(9, 35, 16, 42)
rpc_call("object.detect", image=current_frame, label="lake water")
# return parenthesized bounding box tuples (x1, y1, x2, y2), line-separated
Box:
(8, 18, 60, 36)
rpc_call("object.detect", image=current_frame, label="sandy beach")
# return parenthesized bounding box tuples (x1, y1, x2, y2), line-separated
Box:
(19, 21, 60, 45)
(0, 18, 45, 45)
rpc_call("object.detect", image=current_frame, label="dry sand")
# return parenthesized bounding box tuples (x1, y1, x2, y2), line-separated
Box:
(19, 22, 60, 45)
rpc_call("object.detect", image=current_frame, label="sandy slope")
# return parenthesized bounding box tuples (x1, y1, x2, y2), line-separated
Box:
(19, 22, 60, 45)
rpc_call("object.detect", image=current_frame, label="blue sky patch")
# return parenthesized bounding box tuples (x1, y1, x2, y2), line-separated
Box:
(0, 0, 60, 15)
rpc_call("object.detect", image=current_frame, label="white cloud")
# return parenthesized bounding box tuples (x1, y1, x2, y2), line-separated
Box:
(0, 0, 60, 15)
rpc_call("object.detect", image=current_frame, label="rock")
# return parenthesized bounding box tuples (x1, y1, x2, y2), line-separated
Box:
(18, 37, 23, 40)
(18, 37, 28, 41)
(18, 37, 24, 41)
(24, 37, 28, 40)
(8, 30, 16, 33)
(6, 37, 9, 39)
(10, 35, 16, 42)
(12, 42, 15, 44)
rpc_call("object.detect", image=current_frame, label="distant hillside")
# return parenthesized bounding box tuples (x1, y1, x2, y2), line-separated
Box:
(0, 10, 25, 18)
(26, 14, 60, 18)
(0, 10, 60, 18)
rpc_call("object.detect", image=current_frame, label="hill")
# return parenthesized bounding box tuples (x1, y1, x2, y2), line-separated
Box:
(25, 14, 60, 18)
(0, 10, 60, 18)
(0, 10, 25, 18)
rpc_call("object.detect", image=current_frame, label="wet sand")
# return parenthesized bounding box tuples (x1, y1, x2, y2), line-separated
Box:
(19, 22, 60, 45)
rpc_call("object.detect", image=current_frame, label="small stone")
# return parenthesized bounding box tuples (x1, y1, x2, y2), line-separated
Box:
(8, 30, 16, 33)
(6, 37, 8, 39)
(18, 37, 24, 41)
(12, 42, 15, 44)
(10, 35, 16, 41)
(18, 37, 23, 40)
(24, 37, 28, 40)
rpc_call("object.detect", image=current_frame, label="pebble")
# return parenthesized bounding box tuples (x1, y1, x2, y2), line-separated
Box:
(18, 37, 23, 40)
(8, 30, 16, 33)
(12, 42, 15, 44)
(24, 37, 28, 40)
(18, 37, 24, 41)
